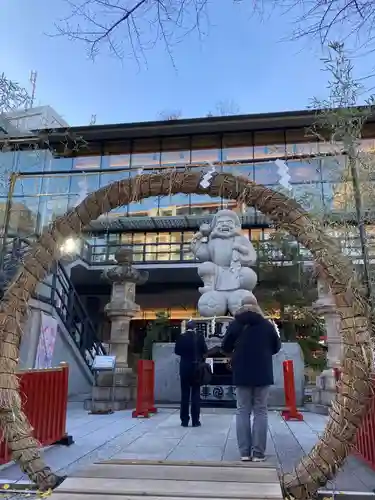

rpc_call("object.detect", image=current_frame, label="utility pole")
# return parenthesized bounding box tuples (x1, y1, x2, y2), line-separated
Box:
(28, 71, 37, 109)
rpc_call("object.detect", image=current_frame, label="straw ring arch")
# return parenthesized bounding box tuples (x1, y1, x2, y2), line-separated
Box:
(0, 170, 373, 499)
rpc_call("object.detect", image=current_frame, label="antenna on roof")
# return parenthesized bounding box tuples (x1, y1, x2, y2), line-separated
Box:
(28, 70, 38, 109)
(90, 114, 97, 125)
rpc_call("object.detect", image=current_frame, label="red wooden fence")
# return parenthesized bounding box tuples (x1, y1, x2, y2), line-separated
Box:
(0, 363, 70, 464)
(281, 360, 304, 421)
(355, 376, 375, 470)
(132, 360, 157, 418)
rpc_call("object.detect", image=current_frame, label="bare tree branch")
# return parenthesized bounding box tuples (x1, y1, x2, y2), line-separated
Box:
(0, 74, 30, 114)
(51, 0, 210, 60)
(254, 0, 375, 50)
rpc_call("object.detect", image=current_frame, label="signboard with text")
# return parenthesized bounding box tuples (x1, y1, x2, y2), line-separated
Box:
(92, 355, 116, 372)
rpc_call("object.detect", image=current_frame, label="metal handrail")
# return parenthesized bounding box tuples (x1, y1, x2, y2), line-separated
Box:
(1, 237, 106, 370)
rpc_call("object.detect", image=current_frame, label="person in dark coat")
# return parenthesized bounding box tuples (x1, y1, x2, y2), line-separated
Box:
(221, 302, 281, 462)
(175, 320, 208, 427)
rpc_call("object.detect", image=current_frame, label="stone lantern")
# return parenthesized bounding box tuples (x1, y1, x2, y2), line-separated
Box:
(87, 248, 148, 412)
(102, 247, 148, 373)
(311, 273, 342, 412)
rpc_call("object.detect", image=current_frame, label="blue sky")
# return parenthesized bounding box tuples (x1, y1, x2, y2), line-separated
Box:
(1, 0, 373, 126)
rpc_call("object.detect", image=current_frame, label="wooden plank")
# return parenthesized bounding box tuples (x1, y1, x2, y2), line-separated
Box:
(70, 463, 279, 483)
(57, 477, 283, 499)
(98, 459, 276, 469)
(52, 495, 280, 500)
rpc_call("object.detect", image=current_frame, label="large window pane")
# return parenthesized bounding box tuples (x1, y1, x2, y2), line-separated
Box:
(222, 133, 254, 179)
(254, 161, 280, 185)
(102, 140, 131, 156)
(69, 173, 99, 207)
(44, 154, 73, 172)
(191, 135, 221, 164)
(14, 150, 45, 195)
(254, 130, 286, 160)
(285, 129, 319, 157)
(321, 155, 347, 181)
(38, 194, 69, 232)
(41, 174, 70, 196)
(0, 151, 15, 195)
(224, 163, 254, 179)
(90, 234, 109, 263)
(158, 193, 190, 216)
(190, 136, 223, 206)
(222, 133, 253, 161)
(102, 154, 130, 169)
(291, 183, 323, 211)
(161, 137, 190, 166)
(73, 156, 101, 170)
(190, 195, 222, 216)
(100, 170, 129, 188)
(323, 182, 355, 211)
(17, 149, 46, 172)
(104, 206, 128, 218)
(14, 173, 42, 196)
(128, 197, 159, 216)
(7, 196, 39, 236)
(131, 139, 161, 169)
(287, 158, 321, 183)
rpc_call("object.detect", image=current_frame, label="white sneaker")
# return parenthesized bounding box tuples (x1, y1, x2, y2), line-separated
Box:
(240, 456, 251, 462)
(252, 456, 266, 462)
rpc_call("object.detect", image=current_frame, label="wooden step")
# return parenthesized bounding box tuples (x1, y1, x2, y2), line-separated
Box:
(71, 463, 279, 483)
(52, 496, 280, 500)
(54, 459, 283, 499)
(98, 459, 276, 468)
(55, 477, 281, 498)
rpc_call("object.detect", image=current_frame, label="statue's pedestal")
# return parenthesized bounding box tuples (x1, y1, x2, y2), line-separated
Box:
(84, 368, 137, 412)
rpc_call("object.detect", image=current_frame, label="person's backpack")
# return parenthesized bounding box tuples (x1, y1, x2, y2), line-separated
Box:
(192, 331, 212, 386)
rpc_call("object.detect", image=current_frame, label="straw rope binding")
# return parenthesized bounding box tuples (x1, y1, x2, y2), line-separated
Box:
(0, 170, 372, 498)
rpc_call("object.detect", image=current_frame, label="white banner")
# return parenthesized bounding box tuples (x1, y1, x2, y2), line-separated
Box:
(34, 313, 58, 369)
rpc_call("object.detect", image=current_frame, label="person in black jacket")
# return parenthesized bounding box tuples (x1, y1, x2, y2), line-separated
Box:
(221, 302, 281, 462)
(175, 320, 208, 427)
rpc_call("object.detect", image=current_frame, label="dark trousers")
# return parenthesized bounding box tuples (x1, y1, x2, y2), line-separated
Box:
(180, 374, 201, 425)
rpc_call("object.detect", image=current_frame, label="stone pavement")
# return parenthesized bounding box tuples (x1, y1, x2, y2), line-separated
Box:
(0, 403, 374, 493)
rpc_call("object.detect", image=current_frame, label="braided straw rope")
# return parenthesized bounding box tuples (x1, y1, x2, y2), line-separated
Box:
(0, 170, 373, 497)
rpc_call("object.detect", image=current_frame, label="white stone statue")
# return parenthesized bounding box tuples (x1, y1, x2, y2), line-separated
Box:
(191, 209, 258, 317)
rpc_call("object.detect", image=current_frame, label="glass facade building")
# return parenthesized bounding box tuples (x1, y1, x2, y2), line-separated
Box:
(2, 109, 375, 266)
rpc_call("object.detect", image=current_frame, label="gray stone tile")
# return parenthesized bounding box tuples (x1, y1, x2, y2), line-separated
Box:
(303, 412, 329, 433)
(344, 455, 375, 492)
(222, 439, 240, 461)
(124, 436, 180, 454)
(167, 445, 224, 461)
(327, 467, 368, 492)
(268, 412, 305, 473)
(143, 426, 190, 438)
(110, 451, 170, 460)
(180, 429, 229, 447)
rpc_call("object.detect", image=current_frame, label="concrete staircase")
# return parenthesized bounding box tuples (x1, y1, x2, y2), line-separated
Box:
(53, 459, 284, 499)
